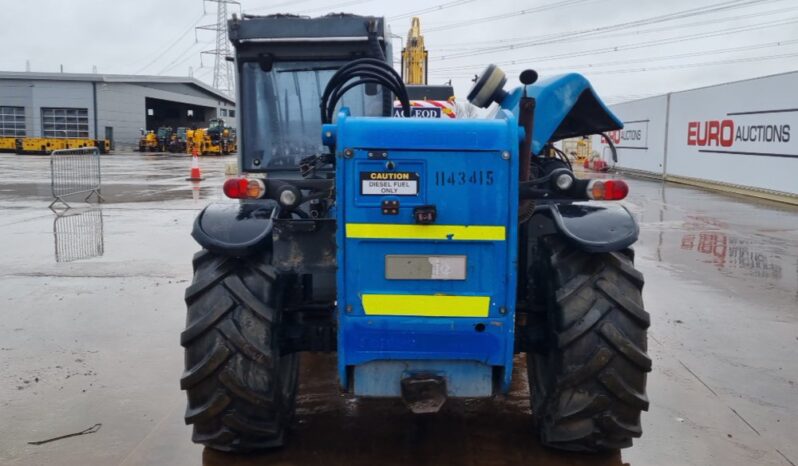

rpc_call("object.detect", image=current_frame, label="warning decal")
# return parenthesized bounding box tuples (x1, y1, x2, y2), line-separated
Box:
(360, 171, 419, 196)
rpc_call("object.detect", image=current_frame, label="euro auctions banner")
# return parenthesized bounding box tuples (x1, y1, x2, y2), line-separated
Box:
(666, 72, 798, 195)
(686, 112, 795, 158)
(592, 95, 669, 175)
(603, 120, 649, 149)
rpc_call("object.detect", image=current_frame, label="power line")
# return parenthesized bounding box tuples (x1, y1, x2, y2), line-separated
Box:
(431, 37, 798, 77)
(430, 4, 798, 51)
(244, 0, 316, 14)
(245, 0, 469, 17)
(431, 16, 798, 73)
(433, 0, 787, 60)
(543, 39, 798, 71)
(297, 0, 374, 14)
(584, 52, 798, 76)
(157, 41, 209, 75)
(133, 13, 206, 75)
(388, 0, 476, 21)
(432, 51, 798, 80)
(435, 0, 780, 58)
(426, 0, 594, 32)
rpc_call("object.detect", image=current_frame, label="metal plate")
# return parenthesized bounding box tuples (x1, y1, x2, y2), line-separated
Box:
(385, 255, 467, 280)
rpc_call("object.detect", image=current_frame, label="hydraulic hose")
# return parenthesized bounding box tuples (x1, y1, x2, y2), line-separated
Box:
(600, 133, 619, 164)
(324, 60, 407, 105)
(321, 58, 410, 124)
(325, 70, 406, 122)
(327, 78, 391, 123)
(321, 60, 408, 121)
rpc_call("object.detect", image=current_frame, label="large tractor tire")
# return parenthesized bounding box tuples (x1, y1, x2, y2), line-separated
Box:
(528, 237, 651, 452)
(181, 249, 299, 452)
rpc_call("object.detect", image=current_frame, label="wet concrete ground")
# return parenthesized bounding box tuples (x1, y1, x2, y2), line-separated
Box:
(0, 152, 796, 465)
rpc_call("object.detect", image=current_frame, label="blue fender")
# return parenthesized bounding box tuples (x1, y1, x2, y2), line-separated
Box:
(191, 201, 277, 257)
(533, 202, 639, 253)
(501, 73, 623, 154)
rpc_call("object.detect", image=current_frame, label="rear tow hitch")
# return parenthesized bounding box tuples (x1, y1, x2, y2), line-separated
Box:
(400, 374, 448, 414)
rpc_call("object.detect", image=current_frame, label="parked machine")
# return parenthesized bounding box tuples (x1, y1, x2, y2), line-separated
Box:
(181, 13, 649, 454)
(168, 127, 189, 153)
(12, 137, 110, 155)
(561, 136, 592, 164)
(138, 126, 173, 152)
(186, 118, 237, 155)
(138, 130, 159, 152)
(397, 17, 456, 118)
(0, 137, 16, 153)
(156, 126, 174, 152)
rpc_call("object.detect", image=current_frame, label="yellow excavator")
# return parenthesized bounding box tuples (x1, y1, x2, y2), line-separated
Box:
(402, 17, 428, 86)
(399, 17, 456, 118)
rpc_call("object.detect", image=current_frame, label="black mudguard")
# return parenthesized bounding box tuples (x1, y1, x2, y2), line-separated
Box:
(272, 218, 337, 273)
(530, 202, 639, 253)
(191, 201, 277, 257)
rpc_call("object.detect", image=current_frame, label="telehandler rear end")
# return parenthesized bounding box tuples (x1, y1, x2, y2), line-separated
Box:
(181, 13, 649, 453)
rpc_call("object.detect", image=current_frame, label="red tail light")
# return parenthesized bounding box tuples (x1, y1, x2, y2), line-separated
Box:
(587, 179, 628, 200)
(223, 178, 265, 199)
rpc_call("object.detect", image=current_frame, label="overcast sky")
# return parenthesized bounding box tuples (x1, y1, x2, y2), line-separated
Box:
(2, 0, 798, 104)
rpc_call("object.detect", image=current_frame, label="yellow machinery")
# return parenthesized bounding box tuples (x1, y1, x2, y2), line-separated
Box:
(156, 127, 174, 152)
(139, 130, 159, 152)
(168, 127, 189, 153)
(138, 127, 174, 153)
(0, 137, 16, 153)
(397, 17, 457, 119)
(401, 17, 427, 85)
(98, 139, 111, 153)
(561, 136, 592, 163)
(187, 119, 237, 155)
(576, 137, 592, 162)
(15, 137, 110, 155)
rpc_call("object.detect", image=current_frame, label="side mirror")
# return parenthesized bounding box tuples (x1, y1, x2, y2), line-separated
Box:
(519, 69, 538, 86)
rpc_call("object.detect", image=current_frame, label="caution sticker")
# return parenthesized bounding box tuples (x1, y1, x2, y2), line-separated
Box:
(360, 171, 419, 196)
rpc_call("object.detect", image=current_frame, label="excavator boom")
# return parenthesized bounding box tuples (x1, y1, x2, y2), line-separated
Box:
(401, 17, 427, 85)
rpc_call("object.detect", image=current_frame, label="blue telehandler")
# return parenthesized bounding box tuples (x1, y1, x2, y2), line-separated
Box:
(181, 13, 650, 453)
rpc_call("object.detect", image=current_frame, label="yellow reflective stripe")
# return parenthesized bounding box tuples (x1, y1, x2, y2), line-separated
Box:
(346, 223, 505, 241)
(361, 294, 490, 317)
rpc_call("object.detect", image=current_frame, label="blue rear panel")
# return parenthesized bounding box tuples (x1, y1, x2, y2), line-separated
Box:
(327, 111, 520, 395)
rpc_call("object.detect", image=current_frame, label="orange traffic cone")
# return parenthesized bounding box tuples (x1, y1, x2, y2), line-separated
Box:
(186, 152, 204, 181)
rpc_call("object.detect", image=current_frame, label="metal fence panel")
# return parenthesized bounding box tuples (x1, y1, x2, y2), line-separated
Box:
(53, 208, 105, 263)
(49, 147, 103, 209)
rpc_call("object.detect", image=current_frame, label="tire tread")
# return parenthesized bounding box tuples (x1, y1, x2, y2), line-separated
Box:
(181, 249, 298, 452)
(528, 238, 650, 452)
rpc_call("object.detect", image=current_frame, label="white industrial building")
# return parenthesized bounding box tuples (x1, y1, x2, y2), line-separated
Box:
(0, 71, 235, 149)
